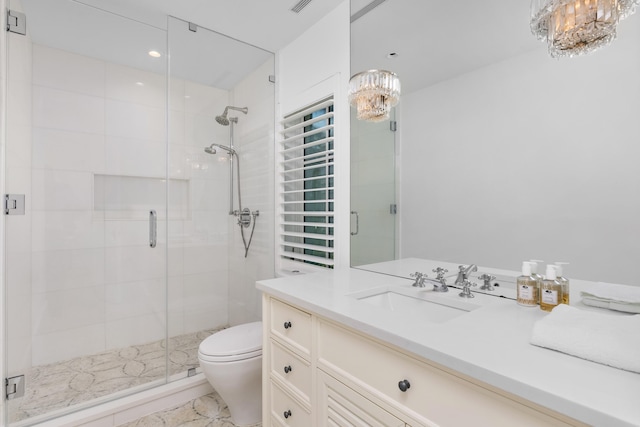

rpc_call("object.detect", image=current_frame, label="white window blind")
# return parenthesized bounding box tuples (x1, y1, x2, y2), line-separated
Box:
(278, 97, 334, 269)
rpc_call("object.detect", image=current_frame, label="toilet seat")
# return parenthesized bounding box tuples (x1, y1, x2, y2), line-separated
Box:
(198, 321, 262, 363)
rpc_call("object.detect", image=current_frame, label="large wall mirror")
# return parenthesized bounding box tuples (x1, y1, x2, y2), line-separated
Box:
(350, 0, 640, 286)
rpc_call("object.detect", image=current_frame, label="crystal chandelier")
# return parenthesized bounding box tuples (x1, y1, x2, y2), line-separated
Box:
(530, 0, 639, 58)
(348, 70, 401, 122)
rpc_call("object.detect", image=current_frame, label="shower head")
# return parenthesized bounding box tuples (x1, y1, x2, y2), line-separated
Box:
(215, 106, 248, 126)
(215, 115, 231, 126)
(204, 143, 237, 156)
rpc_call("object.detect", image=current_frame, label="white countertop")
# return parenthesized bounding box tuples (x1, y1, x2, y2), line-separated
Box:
(257, 258, 640, 427)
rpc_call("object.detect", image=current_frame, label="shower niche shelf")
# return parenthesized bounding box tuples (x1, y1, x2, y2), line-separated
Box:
(94, 174, 190, 220)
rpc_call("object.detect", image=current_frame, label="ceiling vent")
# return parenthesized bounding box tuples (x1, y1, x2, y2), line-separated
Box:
(290, 0, 313, 13)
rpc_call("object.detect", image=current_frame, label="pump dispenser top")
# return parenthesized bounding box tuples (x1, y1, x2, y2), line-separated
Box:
(529, 260, 544, 280)
(545, 264, 557, 280)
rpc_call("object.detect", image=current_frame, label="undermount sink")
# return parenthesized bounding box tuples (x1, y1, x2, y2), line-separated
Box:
(350, 286, 481, 324)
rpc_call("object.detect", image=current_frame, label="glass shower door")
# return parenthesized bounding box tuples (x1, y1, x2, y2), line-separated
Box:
(4, 0, 168, 424)
(350, 107, 397, 267)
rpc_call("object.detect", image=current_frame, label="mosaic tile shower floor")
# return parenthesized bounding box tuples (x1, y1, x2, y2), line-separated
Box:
(8, 328, 222, 423)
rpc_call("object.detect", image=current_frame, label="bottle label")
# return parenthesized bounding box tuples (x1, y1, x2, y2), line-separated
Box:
(519, 284, 533, 300)
(541, 289, 558, 305)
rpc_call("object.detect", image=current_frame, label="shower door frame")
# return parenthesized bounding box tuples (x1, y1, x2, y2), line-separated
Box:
(1, 1, 172, 424)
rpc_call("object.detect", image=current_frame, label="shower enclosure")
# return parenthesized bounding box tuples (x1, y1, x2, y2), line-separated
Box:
(2, 1, 274, 425)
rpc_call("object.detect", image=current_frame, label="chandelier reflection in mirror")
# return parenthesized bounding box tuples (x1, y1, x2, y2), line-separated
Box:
(348, 70, 401, 122)
(531, 0, 639, 58)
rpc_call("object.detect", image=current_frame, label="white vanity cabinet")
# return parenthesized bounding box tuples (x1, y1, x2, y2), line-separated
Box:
(263, 295, 585, 427)
(265, 298, 313, 426)
(318, 370, 407, 427)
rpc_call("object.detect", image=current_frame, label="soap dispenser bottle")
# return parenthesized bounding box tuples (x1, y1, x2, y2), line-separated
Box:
(529, 260, 544, 282)
(540, 265, 563, 312)
(517, 261, 539, 307)
(555, 262, 570, 305)
(529, 260, 544, 302)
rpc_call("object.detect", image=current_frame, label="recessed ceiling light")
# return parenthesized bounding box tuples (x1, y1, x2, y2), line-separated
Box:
(135, 82, 144, 86)
(148, 50, 161, 58)
(387, 52, 399, 59)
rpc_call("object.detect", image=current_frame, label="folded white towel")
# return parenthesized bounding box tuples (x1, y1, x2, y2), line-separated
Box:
(581, 282, 640, 304)
(530, 304, 640, 373)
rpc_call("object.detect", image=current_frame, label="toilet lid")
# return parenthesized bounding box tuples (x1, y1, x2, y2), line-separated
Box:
(199, 321, 262, 357)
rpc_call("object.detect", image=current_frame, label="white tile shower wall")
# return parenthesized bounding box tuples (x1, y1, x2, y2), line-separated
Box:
(27, 44, 232, 366)
(227, 58, 275, 326)
(172, 79, 231, 335)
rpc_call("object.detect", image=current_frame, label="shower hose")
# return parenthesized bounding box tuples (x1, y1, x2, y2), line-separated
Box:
(234, 153, 258, 258)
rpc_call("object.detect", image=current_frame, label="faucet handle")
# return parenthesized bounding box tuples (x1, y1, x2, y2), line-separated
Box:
(478, 273, 496, 291)
(432, 267, 448, 279)
(410, 272, 427, 287)
(458, 279, 476, 298)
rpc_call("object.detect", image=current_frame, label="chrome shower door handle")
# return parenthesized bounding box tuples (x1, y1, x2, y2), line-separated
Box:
(149, 210, 157, 248)
(350, 211, 359, 236)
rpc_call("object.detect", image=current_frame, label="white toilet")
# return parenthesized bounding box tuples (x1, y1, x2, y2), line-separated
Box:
(198, 321, 262, 426)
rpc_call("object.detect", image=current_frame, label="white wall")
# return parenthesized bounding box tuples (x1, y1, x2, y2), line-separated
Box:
(276, 0, 351, 273)
(399, 23, 640, 285)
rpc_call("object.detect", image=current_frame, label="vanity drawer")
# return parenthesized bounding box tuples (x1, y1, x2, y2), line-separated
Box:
(270, 298, 312, 357)
(270, 338, 312, 403)
(270, 381, 312, 427)
(317, 319, 575, 427)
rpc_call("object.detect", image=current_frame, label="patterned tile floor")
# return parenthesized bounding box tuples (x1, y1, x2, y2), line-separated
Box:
(8, 328, 221, 423)
(120, 391, 261, 427)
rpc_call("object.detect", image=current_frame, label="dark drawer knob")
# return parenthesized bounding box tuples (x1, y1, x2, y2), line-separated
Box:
(398, 379, 411, 392)
(284, 365, 292, 374)
(283, 321, 292, 329)
(284, 409, 292, 419)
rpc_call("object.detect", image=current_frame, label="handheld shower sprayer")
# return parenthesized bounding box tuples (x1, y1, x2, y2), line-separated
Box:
(204, 143, 236, 156)
(215, 106, 248, 126)
(203, 106, 257, 257)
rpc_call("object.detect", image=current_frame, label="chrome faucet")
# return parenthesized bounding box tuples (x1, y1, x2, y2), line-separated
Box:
(459, 278, 476, 298)
(478, 273, 496, 291)
(431, 267, 449, 292)
(410, 272, 428, 287)
(410, 269, 449, 292)
(455, 264, 478, 286)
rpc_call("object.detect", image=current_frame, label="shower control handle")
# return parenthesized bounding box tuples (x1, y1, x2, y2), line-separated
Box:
(284, 365, 292, 374)
(149, 210, 157, 248)
(283, 321, 292, 329)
